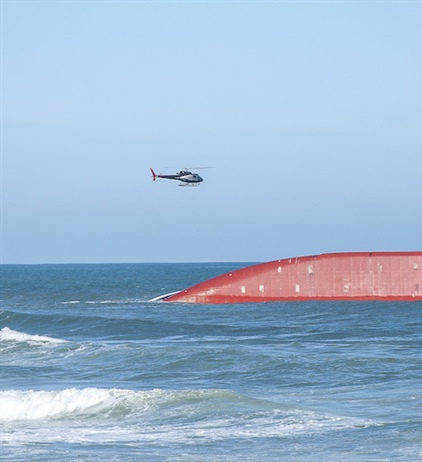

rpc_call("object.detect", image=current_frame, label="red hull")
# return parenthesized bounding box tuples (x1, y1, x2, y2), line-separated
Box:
(164, 252, 422, 304)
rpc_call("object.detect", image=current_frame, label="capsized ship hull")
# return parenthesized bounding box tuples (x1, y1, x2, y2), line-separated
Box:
(164, 252, 422, 304)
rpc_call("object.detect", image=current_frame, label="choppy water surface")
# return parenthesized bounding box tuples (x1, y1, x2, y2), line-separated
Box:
(1, 264, 421, 461)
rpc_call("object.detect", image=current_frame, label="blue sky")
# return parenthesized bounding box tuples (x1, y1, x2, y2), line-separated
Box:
(2, 1, 421, 264)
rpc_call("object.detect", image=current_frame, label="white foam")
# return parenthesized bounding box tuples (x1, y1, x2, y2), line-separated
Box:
(0, 327, 67, 344)
(0, 388, 160, 421)
(0, 387, 375, 429)
(62, 299, 145, 305)
(0, 387, 379, 449)
(1, 388, 102, 421)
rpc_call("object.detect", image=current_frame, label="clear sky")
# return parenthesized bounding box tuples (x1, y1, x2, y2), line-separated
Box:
(2, 0, 421, 264)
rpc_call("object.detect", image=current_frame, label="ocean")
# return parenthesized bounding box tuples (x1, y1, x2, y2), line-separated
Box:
(1, 263, 421, 461)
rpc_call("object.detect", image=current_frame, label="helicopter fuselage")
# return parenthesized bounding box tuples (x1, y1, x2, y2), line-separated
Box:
(150, 168, 203, 185)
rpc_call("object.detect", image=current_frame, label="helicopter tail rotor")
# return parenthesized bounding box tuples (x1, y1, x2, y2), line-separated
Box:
(150, 168, 157, 181)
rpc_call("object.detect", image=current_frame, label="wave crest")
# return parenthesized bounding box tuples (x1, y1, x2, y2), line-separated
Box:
(0, 327, 67, 344)
(0, 387, 375, 433)
(0, 387, 216, 422)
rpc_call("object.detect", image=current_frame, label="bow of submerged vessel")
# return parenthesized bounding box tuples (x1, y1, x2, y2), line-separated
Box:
(163, 251, 422, 304)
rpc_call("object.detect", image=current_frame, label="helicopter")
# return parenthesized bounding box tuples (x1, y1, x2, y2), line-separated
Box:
(150, 167, 205, 186)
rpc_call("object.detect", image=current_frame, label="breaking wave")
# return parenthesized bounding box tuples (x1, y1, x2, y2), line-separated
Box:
(0, 387, 375, 438)
(0, 327, 67, 345)
(0, 387, 149, 421)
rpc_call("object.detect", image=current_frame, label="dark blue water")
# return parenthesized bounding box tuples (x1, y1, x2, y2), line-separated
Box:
(1, 264, 421, 461)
